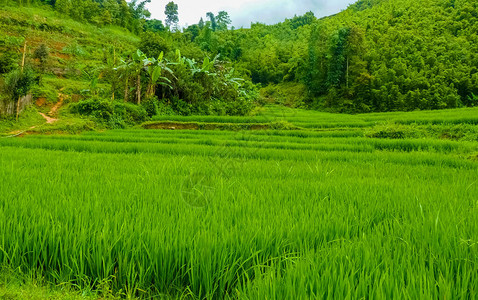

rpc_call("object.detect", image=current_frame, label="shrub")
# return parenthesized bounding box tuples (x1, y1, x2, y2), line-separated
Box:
(31, 84, 58, 103)
(70, 98, 114, 120)
(365, 123, 420, 139)
(171, 97, 192, 116)
(4, 67, 37, 100)
(141, 97, 160, 117)
(114, 102, 148, 124)
(70, 98, 148, 126)
(139, 32, 170, 58)
(0, 52, 17, 74)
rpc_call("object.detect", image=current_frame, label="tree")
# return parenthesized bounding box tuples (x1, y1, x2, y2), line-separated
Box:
(288, 11, 315, 29)
(143, 51, 172, 98)
(33, 44, 49, 85)
(55, 0, 72, 14)
(5, 67, 36, 120)
(139, 32, 170, 58)
(216, 11, 231, 31)
(304, 24, 328, 97)
(327, 27, 350, 89)
(144, 19, 166, 33)
(198, 17, 205, 30)
(165, 1, 179, 31)
(131, 50, 146, 105)
(184, 24, 200, 41)
(0, 52, 17, 74)
(128, 0, 152, 20)
(206, 12, 217, 31)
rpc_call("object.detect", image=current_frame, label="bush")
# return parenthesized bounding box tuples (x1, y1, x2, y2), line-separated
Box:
(0, 52, 17, 74)
(62, 43, 87, 57)
(31, 84, 58, 103)
(259, 83, 306, 108)
(170, 97, 192, 116)
(365, 123, 418, 139)
(70, 98, 148, 126)
(114, 102, 148, 124)
(225, 97, 254, 116)
(141, 97, 160, 117)
(70, 98, 114, 120)
(139, 32, 170, 58)
(4, 67, 37, 100)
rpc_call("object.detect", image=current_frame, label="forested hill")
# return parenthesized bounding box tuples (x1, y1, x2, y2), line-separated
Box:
(0, 0, 477, 119)
(223, 0, 478, 112)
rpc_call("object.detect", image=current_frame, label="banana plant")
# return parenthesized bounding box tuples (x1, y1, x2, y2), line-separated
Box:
(131, 49, 148, 104)
(224, 68, 244, 89)
(116, 50, 177, 104)
(143, 51, 173, 97)
(114, 52, 143, 104)
(185, 54, 221, 77)
(81, 69, 101, 97)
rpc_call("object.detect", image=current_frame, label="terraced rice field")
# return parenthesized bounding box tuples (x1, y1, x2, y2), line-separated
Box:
(0, 106, 478, 298)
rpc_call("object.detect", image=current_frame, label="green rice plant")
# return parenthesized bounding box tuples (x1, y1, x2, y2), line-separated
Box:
(0, 106, 477, 298)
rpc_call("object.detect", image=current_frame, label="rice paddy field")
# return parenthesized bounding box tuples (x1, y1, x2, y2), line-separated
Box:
(1, 106, 478, 299)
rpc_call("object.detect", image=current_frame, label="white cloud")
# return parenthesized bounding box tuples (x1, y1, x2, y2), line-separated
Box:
(144, 0, 355, 28)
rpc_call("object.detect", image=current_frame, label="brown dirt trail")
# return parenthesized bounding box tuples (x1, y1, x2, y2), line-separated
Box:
(37, 93, 65, 124)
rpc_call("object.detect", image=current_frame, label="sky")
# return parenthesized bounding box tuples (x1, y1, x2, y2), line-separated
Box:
(144, 0, 356, 29)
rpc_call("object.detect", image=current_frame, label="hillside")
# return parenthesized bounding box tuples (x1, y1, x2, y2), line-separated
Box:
(213, 0, 478, 112)
(0, 6, 139, 93)
(0, 5, 140, 131)
(0, 3, 257, 133)
(1, 0, 477, 131)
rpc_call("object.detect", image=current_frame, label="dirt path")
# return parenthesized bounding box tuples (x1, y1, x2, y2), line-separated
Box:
(5, 94, 65, 137)
(37, 93, 64, 124)
(48, 94, 64, 117)
(38, 112, 57, 124)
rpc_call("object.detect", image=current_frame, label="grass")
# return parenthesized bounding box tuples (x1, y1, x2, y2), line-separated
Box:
(0, 107, 45, 136)
(151, 105, 478, 130)
(0, 6, 139, 51)
(0, 105, 477, 298)
(0, 4, 138, 121)
(0, 266, 125, 299)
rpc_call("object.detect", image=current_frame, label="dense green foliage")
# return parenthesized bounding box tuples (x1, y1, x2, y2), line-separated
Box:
(4, 0, 152, 33)
(0, 106, 477, 298)
(69, 97, 148, 128)
(1, 1, 478, 297)
(0, 4, 258, 119)
(2, 0, 478, 117)
(196, 0, 478, 112)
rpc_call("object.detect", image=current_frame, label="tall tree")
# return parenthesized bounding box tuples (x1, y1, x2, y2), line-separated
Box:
(33, 44, 49, 85)
(165, 1, 179, 31)
(327, 27, 350, 89)
(206, 12, 217, 31)
(198, 17, 205, 30)
(216, 11, 231, 31)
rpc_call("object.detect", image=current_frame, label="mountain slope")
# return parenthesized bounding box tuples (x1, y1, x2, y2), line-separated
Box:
(212, 0, 478, 112)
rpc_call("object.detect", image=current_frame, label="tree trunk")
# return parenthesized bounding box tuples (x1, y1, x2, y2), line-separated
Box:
(136, 74, 141, 105)
(147, 82, 156, 98)
(146, 83, 151, 98)
(21, 41, 27, 72)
